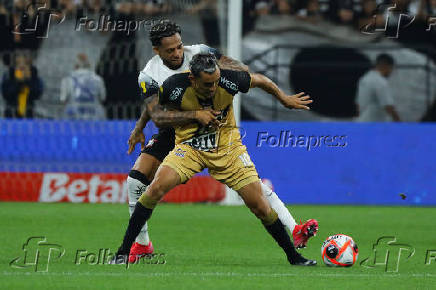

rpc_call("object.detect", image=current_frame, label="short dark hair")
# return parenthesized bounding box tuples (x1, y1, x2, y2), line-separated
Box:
(149, 19, 181, 47)
(376, 54, 394, 66)
(189, 54, 218, 77)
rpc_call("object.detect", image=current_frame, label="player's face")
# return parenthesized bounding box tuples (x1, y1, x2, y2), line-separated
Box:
(193, 68, 221, 99)
(380, 64, 393, 77)
(154, 33, 184, 69)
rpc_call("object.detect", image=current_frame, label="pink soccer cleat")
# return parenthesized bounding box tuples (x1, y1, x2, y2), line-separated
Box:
(292, 219, 319, 249)
(128, 241, 154, 263)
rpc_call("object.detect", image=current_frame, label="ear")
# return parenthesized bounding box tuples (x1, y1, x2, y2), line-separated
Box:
(152, 46, 159, 55)
(188, 73, 196, 86)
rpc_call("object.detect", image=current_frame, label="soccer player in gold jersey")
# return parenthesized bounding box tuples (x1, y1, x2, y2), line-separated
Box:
(112, 53, 316, 266)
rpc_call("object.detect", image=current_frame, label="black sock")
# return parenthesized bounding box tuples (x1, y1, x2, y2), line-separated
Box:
(264, 218, 301, 262)
(116, 202, 153, 255)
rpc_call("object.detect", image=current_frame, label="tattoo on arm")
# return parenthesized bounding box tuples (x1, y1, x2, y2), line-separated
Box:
(147, 94, 197, 128)
(218, 56, 249, 72)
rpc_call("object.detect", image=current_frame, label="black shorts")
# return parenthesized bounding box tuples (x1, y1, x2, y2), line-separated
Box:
(141, 128, 175, 162)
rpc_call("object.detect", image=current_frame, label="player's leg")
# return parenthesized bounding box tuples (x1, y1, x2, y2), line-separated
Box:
(237, 180, 316, 266)
(260, 181, 297, 232)
(113, 144, 203, 263)
(126, 130, 174, 261)
(115, 165, 181, 260)
(126, 153, 161, 262)
(260, 181, 318, 248)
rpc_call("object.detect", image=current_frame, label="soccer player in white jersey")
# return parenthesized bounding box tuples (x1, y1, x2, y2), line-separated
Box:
(124, 19, 318, 263)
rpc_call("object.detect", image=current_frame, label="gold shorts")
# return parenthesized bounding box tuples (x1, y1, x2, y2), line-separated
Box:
(161, 143, 259, 191)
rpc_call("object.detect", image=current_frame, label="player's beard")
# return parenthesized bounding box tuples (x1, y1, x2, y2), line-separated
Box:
(163, 54, 184, 70)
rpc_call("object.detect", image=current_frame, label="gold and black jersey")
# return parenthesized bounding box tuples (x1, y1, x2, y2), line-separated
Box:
(158, 69, 251, 152)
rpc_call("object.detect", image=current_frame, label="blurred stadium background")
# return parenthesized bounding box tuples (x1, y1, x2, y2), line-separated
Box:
(1, 0, 436, 288)
(1, 0, 435, 204)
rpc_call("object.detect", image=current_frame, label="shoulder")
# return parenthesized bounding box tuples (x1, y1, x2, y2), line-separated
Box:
(138, 69, 159, 99)
(219, 69, 251, 95)
(141, 55, 162, 77)
(159, 72, 191, 106)
(185, 44, 222, 59)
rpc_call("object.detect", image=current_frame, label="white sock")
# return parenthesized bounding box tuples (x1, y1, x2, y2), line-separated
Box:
(127, 176, 151, 246)
(260, 180, 297, 233)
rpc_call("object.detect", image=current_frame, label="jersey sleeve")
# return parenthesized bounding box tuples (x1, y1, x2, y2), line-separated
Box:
(196, 44, 223, 59)
(138, 71, 159, 99)
(219, 69, 251, 95)
(158, 73, 189, 109)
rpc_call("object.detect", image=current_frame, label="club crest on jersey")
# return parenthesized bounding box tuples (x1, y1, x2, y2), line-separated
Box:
(169, 87, 183, 101)
(220, 77, 238, 91)
(145, 138, 156, 148)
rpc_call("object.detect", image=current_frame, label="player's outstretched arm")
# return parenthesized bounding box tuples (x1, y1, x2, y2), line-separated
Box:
(249, 73, 313, 110)
(218, 55, 249, 72)
(147, 94, 220, 128)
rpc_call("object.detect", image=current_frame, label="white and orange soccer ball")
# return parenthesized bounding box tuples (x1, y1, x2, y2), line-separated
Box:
(321, 234, 358, 267)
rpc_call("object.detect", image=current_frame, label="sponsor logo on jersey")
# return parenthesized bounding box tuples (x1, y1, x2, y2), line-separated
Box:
(182, 132, 217, 151)
(220, 77, 238, 92)
(174, 148, 186, 157)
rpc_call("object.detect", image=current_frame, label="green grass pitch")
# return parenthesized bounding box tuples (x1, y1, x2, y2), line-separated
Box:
(1, 203, 435, 289)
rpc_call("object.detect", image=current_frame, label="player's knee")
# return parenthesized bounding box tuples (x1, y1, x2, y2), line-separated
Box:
(147, 181, 167, 201)
(248, 201, 271, 220)
(127, 172, 151, 203)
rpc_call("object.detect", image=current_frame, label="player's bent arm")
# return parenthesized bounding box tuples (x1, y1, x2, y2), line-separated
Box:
(146, 94, 195, 127)
(218, 55, 249, 72)
(249, 73, 313, 110)
(127, 99, 152, 154)
(147, 94, 220, 127)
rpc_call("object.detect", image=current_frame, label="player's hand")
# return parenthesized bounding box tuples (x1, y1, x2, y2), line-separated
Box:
(280, 92, 313, 110)
(127, 127, 145, 155)
(195, 109, 221, 127)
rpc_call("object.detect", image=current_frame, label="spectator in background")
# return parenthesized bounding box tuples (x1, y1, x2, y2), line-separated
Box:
(355, 0, 378, 30)
(186, 0, 221, 47)
(96, 2, 140, 119)
(0, 4, 14, 53)
(1, 52, 43, 118)
(330, 0, 356, 25)
(60, 53, 106, 120)
(255, 0, 293, 15)
(356, 54, 401, 122)
(297, 0, 324, 23)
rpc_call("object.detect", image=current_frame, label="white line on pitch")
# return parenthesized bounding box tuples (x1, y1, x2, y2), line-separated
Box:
(2, 271, 436, 278)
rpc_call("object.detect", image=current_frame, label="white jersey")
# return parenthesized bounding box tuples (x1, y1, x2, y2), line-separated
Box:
(60, 68, 106, 120)
(356, 70, 394, 122)
(137, 44, 220, 98)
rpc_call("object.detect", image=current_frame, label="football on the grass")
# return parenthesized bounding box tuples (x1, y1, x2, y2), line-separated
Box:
(321, 234, 358, 267)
